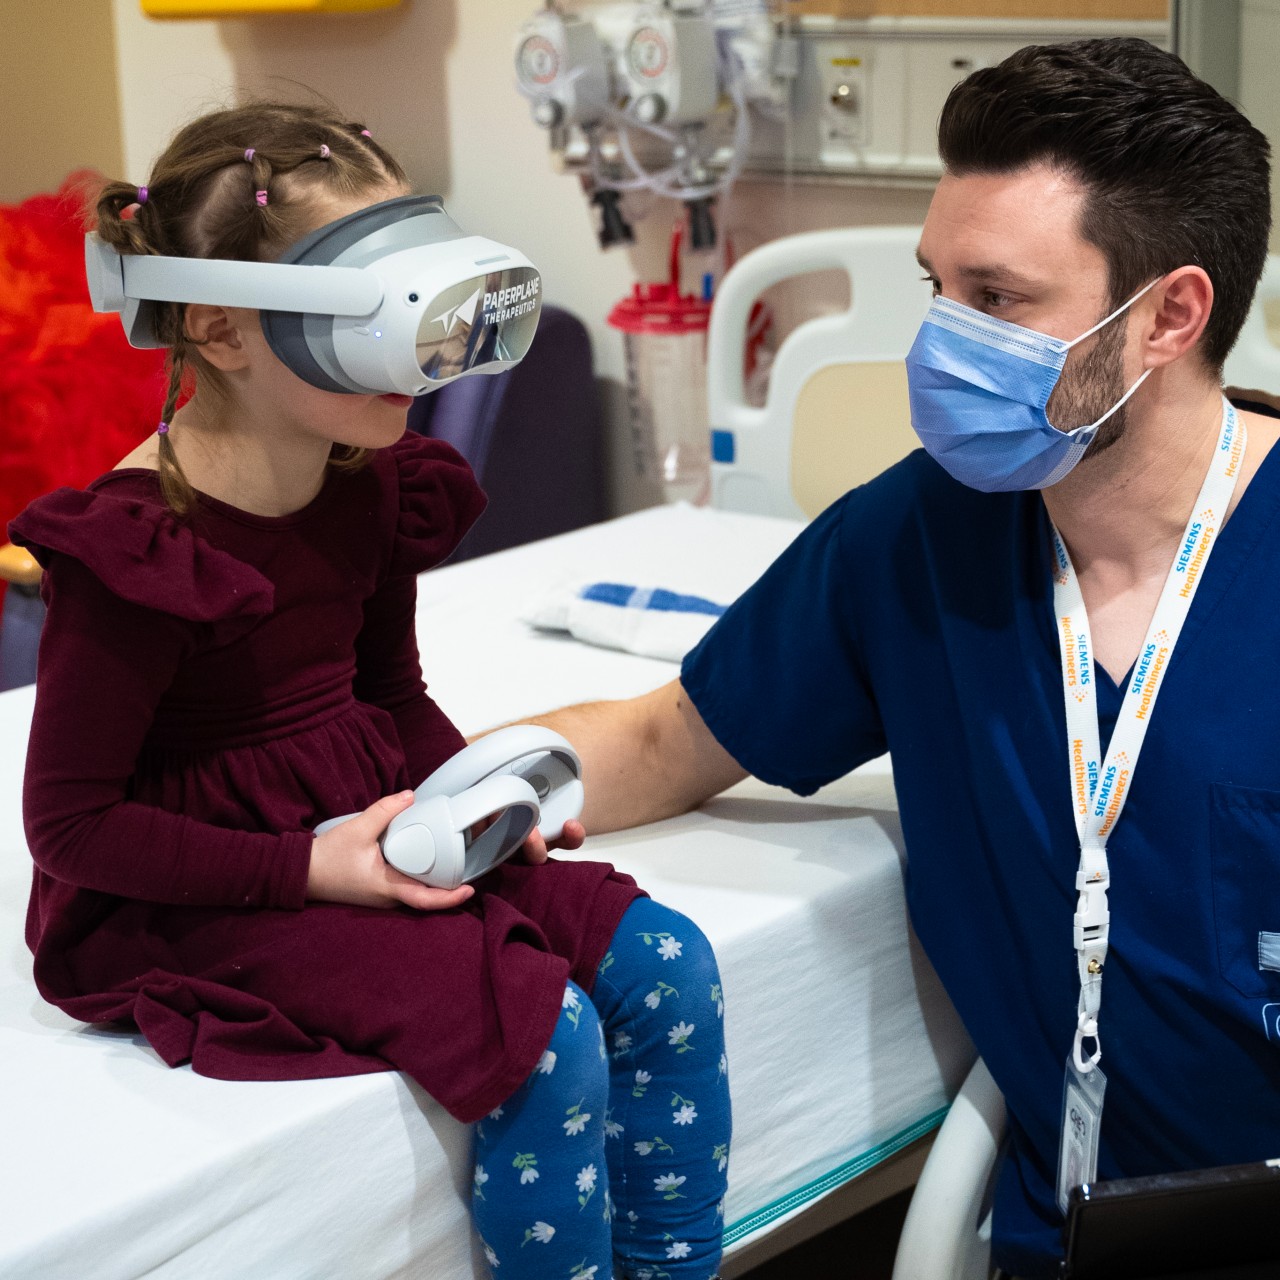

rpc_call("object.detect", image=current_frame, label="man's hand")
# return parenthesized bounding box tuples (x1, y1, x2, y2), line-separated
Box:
(308, 791, 475, 911)
(517, 817, 587, 866)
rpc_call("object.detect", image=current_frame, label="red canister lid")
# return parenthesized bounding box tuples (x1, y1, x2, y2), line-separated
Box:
(607, 221, 711, 335)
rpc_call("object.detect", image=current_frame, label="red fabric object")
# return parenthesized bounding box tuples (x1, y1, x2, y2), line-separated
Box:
(9, 433, 643, 1121)
(0, 172, 169, 538)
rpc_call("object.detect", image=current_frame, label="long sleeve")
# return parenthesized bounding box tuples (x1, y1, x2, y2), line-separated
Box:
(23, 555, 311, 909)
(351, 569, 466, 786)
(348, 431, 487, 786)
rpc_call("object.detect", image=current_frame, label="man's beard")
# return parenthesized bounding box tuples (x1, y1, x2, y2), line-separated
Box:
(1044, 314, 1131, 463)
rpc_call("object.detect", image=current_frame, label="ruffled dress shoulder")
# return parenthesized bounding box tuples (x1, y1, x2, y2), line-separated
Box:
(10, 432, 641, 1123)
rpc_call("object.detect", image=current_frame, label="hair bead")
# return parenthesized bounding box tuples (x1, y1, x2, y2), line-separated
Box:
(319, 144, 331, 159)
(136, 186, 149, 205)
(244, 147, 255, 161)
(360, 129, 372, 138)
(255, 189, 268, 207)
(157, 421, 170, 436)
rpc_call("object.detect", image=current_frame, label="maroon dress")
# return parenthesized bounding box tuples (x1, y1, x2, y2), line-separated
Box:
(8, 433, 641, 1123)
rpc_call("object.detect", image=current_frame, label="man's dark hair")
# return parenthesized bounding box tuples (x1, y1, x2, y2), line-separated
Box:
(937, 38, 1271, 373)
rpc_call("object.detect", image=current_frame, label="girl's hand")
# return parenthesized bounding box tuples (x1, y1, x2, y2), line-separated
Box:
(517, 817, 587, 867)
(307, 791, 475, 911)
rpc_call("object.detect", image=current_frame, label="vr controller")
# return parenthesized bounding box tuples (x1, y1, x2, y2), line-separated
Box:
(313, 726, 584, 891)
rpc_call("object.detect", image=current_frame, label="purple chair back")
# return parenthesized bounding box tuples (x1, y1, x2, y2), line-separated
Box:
(408, 304, 606, 561)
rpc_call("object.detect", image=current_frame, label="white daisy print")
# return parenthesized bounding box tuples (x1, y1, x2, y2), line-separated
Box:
(521, 1167, 540, 1185)
(654, 1173, 687, 1199)
(657, 936, 683, 961)
(525, 1221, 555, 1245)
(603, 1110, 624, 1139)
(473, 1165, 489, 1198)
(668, 1020, 696, 1051)
(537, 1049, 557, 1074)
(634, 1140, 654, 1156)
(719, 1051, 728, 1077)
(513, 1152, 539, 1184)
(562, 986, 581, 1010)
(613, 1031, 633, 1053)
(673, 1103, 697, 1125)
(635, 1070, 652, 1085)
(563, 1100, 591, 1136)
(482, 1240, 500, 1267)
(488, 1105, 505, 1120)
(575, 1164, 598, 1194)
(643, 990, 661, 1010)
(666, 1241, 692, 1260)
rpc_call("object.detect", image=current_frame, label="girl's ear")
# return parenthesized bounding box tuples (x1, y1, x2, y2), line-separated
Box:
(184, 304, 253, 372)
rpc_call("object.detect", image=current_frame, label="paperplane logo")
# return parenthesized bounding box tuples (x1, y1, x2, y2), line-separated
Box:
(1177, 512, 1215, 599)
(432, 287, 483, 335)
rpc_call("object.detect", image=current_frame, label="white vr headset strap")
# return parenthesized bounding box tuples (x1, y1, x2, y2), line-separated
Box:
(86, 235, 383, 317)
(416, 725, 584, 843)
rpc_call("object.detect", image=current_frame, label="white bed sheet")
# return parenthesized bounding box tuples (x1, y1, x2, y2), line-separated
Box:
(0, 503, 972, 1278)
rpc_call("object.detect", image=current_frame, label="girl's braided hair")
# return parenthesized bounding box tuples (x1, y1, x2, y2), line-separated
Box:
(92, 102, 408, 515)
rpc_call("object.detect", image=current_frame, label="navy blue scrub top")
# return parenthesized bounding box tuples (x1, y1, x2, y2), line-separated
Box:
(681, 445, 1280, 1277)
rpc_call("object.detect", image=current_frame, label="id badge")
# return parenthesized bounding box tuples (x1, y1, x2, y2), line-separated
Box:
(1056, 1055, 1107, 1214)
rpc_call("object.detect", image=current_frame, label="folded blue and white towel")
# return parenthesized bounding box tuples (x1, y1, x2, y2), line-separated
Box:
(524, 582, 728, 662)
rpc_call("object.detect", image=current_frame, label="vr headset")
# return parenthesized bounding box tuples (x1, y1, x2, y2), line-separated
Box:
(85, 194, 543, 396)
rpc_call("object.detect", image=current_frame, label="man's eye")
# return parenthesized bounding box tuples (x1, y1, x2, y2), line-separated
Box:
(921, 274, 941, 295)
(984, 290, 1014, 310)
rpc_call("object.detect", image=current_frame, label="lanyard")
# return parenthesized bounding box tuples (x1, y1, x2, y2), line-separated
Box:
(1051, 398, 1244, 1073)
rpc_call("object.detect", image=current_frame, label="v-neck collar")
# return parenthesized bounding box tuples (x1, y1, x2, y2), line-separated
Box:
(1028, 426, 1280, 693)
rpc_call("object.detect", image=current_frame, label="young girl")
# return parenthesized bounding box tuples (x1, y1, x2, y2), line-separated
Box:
(10, 103, 729, 1280)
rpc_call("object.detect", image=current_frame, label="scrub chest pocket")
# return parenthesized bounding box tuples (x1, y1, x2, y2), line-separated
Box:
(1210, 782, 1280, 1000)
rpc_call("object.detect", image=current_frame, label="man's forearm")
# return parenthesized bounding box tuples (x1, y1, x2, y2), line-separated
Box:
(521, 679, 748, 833)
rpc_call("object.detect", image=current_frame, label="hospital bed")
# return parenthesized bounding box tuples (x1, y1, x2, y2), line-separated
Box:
(0, 501, 972, 1279)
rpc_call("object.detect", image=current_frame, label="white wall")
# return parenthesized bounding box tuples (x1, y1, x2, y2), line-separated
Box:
(1240, 0, 1280, 254)
(106, 0, 930, 513)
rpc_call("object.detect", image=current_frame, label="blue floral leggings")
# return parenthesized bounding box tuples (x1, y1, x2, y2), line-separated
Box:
(471, 897, 731, 1280)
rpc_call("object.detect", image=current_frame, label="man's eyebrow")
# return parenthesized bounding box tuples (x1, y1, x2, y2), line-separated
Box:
(914, 249, 1041, 291)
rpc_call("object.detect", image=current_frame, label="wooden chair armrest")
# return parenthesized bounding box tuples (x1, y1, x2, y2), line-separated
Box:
(0, 542, 42, 588)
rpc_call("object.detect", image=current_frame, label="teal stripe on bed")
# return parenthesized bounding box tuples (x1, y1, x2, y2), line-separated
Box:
(722, 1104, 950, 1247)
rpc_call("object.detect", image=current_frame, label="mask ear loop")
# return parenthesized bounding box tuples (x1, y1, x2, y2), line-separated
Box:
(1058, 276, 1163, 435)
(1064, 275, 1163, 350)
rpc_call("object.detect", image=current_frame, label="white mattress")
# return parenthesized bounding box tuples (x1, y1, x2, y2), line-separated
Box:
(0, 504, 972, 1278)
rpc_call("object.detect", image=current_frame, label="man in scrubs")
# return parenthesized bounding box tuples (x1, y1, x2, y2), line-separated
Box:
(534, 37, 1280, 1277)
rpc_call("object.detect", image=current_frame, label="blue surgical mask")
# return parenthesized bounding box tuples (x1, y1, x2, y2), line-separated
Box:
(904, 280, 1159, 492)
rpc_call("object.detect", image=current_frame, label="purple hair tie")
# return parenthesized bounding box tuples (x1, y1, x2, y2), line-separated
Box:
(319, 144, 331, 159)
(136, 186, 149, 205)
(157, 421, 169, 436)
(255, 189, 268, 207)
(244, 148, 255, 162)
